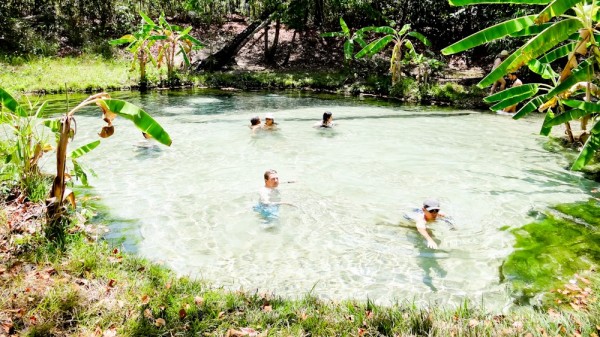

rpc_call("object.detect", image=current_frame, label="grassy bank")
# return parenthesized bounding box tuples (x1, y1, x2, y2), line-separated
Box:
(1, 197, 599, 336)
(0, 55, 486, 108)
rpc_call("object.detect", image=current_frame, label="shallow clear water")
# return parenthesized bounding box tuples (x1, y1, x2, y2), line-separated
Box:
(46, 90, 595, 310)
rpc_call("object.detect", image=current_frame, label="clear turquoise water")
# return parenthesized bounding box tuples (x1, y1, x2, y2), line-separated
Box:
(43, 90, 596, 310)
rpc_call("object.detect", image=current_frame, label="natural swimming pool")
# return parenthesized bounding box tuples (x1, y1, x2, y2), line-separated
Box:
(47, 90, 596, 310)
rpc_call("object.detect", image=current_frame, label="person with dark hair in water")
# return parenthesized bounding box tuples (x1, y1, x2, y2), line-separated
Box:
(314, 111, 335, 128)
(250, 116, 261, 134)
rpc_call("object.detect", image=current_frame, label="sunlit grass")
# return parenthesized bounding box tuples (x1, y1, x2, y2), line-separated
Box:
(0, 54, 152, 94)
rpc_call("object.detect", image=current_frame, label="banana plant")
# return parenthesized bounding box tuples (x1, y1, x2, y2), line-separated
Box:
(354, 24, 431, 85)
(1, 87, 172, 237)
(150, 13, 204, 83)
(110, 13, 162, 89)
(45, 92, 172, 223)
(442, 0, 600, 170)
(320, 17, 371, 64)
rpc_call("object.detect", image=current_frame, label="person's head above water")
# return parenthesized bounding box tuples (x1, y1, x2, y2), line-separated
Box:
(250, 116, 261, 126)
(264, 169, 279, 188)
(322, 111, 333, 123)
(422, 198, 441, 220)
(264, 113, 276, 126)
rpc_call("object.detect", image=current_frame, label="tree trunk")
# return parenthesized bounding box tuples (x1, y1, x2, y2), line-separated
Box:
(265, 17, 280, 64)
(263, 23, 269, 62)
(194, 9, 275, 71)
(282, 29, 297, 66)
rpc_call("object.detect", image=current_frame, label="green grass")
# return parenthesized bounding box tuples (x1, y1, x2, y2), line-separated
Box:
(0, 54, 138, 93)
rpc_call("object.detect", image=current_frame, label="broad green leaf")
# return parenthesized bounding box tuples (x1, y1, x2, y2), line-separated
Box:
(34, 101, 47, 119)
(181, 26, 192, 36)
(355, 35, 395, 58)
(490, 91, 537, 111)
(545, 57, 594, 98)
(355, 26, 375, 35)
(180, 46, 191, 66)
(70, 140, 101, 159)
(505, 19, 583, 72)
(148, 35, 168, 41)
(449, 0, 551, 5)
(109, 35, 135, 45)
(478, 51, 520, 87)
(99, 99, 172, 146)
(43, 119, 61, 133)
(563, 99, 600, 112)
(543, 108, 590, 127)
(484, 83, 539, 102)
(513, 95, 546, 119)
(528, 59, 558, 79)
(371, 26, 396, 35)
(355, 36, 367, 48)
(509, 22, 552, 37)
(340, 17, 350, 36)
(139, 11, 155, 25)
(407, 31, 431, 46)
(571, 119, 600, 170)
(72, 159, 89, 186)
(538, 42, 575, 63)
(536, 0, 585, 24)
(182, 35, 204, 47)
(540, 108, 555, 136)
(442, 16, 536, 55)
(343, 40, 353, 60)
(0, 88, 28, 117)
(398, 24, 411, 36)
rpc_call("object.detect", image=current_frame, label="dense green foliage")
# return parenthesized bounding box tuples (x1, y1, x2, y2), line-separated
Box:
(0, 0, 522, 58)
(443, 0, 600, 170)
(502, 199, 600, 304)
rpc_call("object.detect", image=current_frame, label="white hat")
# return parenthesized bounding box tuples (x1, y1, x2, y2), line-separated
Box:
(265, 113, 274, 119)
(423, 198, 440, 211)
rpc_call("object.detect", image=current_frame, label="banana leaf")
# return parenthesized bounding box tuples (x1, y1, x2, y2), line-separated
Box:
(479, 19, 583, 88)
(563, 99, 600, 111)
(370, 26, 396, 35)
(490, 91, 537, 111)
(545, 57, 594, 98)
(340, 17, 350, 36)
(540, 108, 555, 136)
(572, 120, 600, 170)
(513, 95, 547, 119)
(99, 99, 172, 146)
(109, 35, 135, 45)
(484, 83, 539, 102)
(536, 0, 585, 24)
(442, 16, 536, 55)
(181, 34, 204, 47)
(477, 50, 520, 88)
(449, 0, 551, 6)
(538, 42, 575, 63)
(542, 108, 590, 127)
(140, 11, 156, 25)
(505, 19, 583, 72)
(355, 35, 394, 58)
(509, 22, 552, 37)
(344, 40, 353, 60)
(70, 140, 101, 159)
(528, 59, 558, 79)
(0, 88, 28, 117)
(320, 32, 344, 37)
(407, 31, 431, 46)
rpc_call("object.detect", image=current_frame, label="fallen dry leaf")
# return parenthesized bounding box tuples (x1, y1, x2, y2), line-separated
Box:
(179, 308, 187, 319)
(469, 319, 478, 327)
(262, 305, 272, 312)
(107, 279, 116, 288)
(144, 309, 153, 319)
(141, 294, 150, 304)
(194, 296, 204, 305)
(358, 328, 366, 336)
(103, 325, 117, 337)
(155, 318, 166, 327)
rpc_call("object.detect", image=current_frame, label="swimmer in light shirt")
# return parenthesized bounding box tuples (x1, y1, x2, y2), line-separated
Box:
(254, 169, 294, 221)
(404, 198, 455, 249)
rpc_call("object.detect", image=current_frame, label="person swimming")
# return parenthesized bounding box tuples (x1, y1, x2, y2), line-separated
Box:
(314, 111, 335, 128)
(253, 169, 294, 222)
(403, 198, 455, 249)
